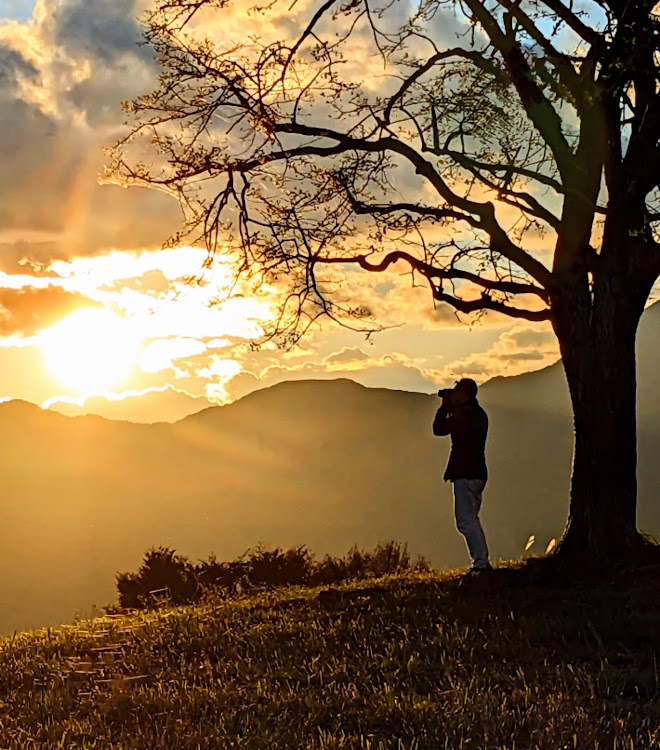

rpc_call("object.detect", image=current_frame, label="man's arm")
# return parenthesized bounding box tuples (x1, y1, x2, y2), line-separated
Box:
(433, 403, 453, 436)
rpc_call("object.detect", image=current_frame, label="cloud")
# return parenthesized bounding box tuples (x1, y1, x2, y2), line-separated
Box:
(38, 247, 277, 343)
(499, 351, 546, 362)
(49, 0, 150, 65)
(47, 0, 158, 128)
(0, 0, 178, 267)
(227, 348, 439, 402)
(504, 328, 557, 349)
(322, 347, 371, 367)
(435, 323, 560, 385)
(197, 357, 243, 404)
(0, 95, 180, 261)
(139, 337, 208, 374)
(0, 240, 60, 271)
(0, 42, 38, 95)
(0, 286, 99, 336)
(326, 265, 515, 334)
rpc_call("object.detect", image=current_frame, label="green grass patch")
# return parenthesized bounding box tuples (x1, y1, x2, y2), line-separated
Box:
(1, 561, 659, 749)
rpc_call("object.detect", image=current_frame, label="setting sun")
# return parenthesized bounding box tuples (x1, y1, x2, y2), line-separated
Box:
(41, 308, 140, 393)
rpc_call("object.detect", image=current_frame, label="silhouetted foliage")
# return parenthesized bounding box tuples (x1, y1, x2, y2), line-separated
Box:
(116, 547, 199, 609)
(115, 541, 429, 610)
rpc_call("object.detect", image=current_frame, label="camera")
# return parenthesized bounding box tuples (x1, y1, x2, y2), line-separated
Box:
(437, 388, 454, 400)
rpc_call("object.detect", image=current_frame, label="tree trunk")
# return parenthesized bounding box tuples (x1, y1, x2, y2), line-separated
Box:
(554, 282, 648, 566)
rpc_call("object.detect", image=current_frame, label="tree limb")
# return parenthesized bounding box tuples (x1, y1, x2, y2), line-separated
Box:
(315, 249, 550, 301)
(274, 121, 554, 288)
(383, 47, 503, 124)
(494, 0, 581, 94)
(432, 287, 551, 321)
(463, 0, 575, 180)
(536, 0, 603, 48)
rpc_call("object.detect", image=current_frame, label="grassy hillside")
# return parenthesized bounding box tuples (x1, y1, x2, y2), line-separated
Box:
(1, 562, 659, 749)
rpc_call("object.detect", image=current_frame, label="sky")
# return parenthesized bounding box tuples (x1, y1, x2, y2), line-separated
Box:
(0, 0, 565, 423)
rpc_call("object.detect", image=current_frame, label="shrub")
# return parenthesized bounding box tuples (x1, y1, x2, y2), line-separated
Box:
(116, 547, 199, 609)
(245, 545, 314, 587)
(114, 540, 428, 611)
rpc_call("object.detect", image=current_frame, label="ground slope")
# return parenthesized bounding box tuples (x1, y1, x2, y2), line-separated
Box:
(1, 563, 658, 749)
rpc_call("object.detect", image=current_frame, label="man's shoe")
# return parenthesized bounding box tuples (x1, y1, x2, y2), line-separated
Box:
(467, 563, 493, 576)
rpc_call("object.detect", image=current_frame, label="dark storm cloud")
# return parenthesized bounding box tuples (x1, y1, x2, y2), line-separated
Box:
(46, 0, 158, 127)
(0, 98, 82, 234)
(0, 43, 38, 93)
(0, 1, 180, 268)
(50, 0, 150, 64)
(0, 286, 99, 336)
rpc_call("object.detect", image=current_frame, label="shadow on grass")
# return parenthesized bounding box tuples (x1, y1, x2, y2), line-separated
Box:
(317, 548, 660, 667)
(302, 550, 660, 743)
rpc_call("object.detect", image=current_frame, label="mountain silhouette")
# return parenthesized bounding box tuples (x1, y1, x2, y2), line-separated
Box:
(47, 387, 211, 423)
(2, 303, 660, 633)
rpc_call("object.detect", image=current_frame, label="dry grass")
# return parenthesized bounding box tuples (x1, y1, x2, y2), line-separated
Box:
(1, 560, 659, 749)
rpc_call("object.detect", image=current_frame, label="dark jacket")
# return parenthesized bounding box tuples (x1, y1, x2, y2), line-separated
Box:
(433, 399, 488, 482)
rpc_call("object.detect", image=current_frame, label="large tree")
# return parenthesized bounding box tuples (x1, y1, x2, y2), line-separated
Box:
(111, 0, 660, 564)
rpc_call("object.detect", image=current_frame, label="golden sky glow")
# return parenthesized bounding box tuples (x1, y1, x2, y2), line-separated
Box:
(0, 0, 577, 422)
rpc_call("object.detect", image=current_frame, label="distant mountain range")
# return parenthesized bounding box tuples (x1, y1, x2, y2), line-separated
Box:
(1, 304, 660, 634)
(46, 386, 212, 423)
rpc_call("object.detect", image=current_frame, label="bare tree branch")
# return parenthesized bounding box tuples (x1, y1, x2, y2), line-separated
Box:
(432, 287, 551, 321)
(273, 121, 554, 287)
(383, 47, 504, 124)
(463, 0, 575, 180)
(112, 0, 660, 343)
(316, 249, 550, 301)
(537, 0, 603, 48)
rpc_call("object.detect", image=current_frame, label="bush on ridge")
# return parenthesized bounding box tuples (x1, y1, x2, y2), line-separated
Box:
(114, 540, 429, 610)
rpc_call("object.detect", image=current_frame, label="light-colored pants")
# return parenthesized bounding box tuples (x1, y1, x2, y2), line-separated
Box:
(452, 479, 489, 570)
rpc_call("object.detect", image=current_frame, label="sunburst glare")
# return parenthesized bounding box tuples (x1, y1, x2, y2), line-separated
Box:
(40, 308, 140, 394)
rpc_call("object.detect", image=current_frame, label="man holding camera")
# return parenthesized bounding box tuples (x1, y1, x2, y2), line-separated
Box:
(433, 378, 492, 574)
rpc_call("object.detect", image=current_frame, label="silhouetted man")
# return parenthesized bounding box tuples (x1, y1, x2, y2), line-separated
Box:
(433, 378, 491, 574)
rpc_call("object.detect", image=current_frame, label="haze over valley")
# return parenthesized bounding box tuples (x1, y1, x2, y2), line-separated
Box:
(1, 303, 659, 633)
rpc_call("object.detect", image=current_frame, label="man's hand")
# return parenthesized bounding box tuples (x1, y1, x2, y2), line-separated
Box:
(438, 388, 455, 407)
(433, 401, 453, 436)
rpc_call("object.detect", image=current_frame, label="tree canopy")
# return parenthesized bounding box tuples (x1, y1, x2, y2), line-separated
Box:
(110, 0, 657, 342)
